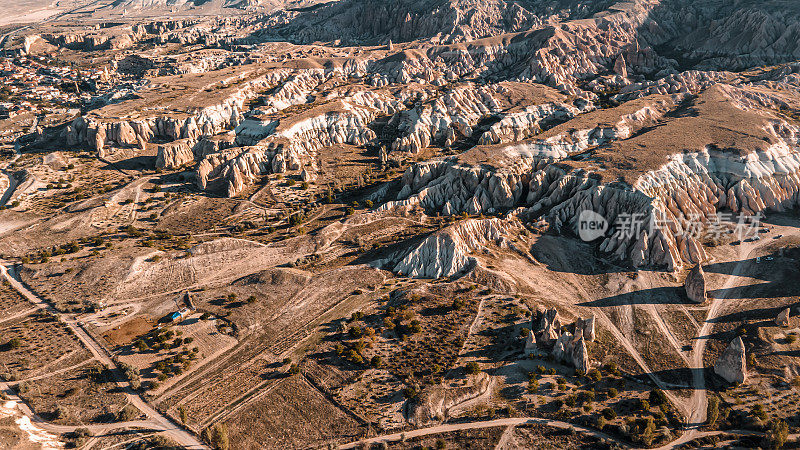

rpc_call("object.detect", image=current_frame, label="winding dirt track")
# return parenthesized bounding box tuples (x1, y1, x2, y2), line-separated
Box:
(338, 416, 630, 449)
(671, 238, 762, 447)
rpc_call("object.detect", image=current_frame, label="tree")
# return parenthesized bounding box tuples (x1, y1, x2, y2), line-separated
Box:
(119, 363, 141, 390)
(707, 395, 720, 426)
(349, 326, 363, 338)
(208, 423, 229, 450)
(765, 419, 788, 449)
(370, 356, 383, 368)
(135, 339, 149, 352)
(641, 416, 656, 446)
(465, 361, 480, 375)
(289, 364, 300, 375)
(649, 389, 668, 407)
(179, 406, 187, 424)
(116, 404, 139, 421)
(752, 403, 768, 421)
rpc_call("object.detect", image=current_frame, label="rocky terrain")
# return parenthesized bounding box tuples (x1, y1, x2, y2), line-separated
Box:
(2, 0, 800, 449)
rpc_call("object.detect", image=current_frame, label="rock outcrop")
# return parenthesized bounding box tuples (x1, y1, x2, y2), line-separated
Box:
(408, 372, 490, 426)
(524, 330, 537, 355)
(575, 315, 596, 341)
(685, 265, 707, 303)
(714, 336, 747, 384)
(551, 332, 589, 374)
(477, 100, 593, 145)
(777, 308, 790, 327)
(535, 308, 560, 344)
(386, 218, 517, 279)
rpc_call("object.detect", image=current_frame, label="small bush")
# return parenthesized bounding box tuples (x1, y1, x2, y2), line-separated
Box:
(349, 326, 363, 338)
(7, 338, 22, 349)
(602, 407, 617, 420)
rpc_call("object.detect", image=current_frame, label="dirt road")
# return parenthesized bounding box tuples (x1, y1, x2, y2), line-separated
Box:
(338, 416, 628, 449)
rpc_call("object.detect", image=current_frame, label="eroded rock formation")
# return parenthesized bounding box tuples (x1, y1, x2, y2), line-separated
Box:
(714, 336, 747, 384)
(408, 372, 490, 426)
(685, 265, 707, 303)
(777, 308, 790, 327)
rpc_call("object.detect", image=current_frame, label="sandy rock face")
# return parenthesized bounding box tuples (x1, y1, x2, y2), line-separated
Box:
(714, 336, 747, 384)
(685, 265, 707, 303)
(570, 337, 589, 374)
(155, 139, 197, 169)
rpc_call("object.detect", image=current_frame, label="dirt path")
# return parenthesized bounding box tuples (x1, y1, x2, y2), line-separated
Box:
(0, 263, 208, 449)
(338, 416, 629, 449)
(558, 262, 690, 415)
(493, 424, 515, 450)
(682, 241, 758, 437)
(0, 306, 39, 325)
(0, 382, 158, 434)
(676, 224, 795, 446)
(11, 356, 95, 384)
(647, 303, 691, 366)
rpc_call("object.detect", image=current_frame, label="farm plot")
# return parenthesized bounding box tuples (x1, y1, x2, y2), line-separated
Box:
(0, 279, 34, 321)
(0, 312, 91, 380)
(115, 313, 237, 393)
(222, 375, 362, 449)
(17, 362, 138, 425)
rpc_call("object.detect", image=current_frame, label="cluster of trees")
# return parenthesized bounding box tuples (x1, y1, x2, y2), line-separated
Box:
(118, 362, 141, 390)
(382, 304, 421, 337)
(152, 348, 199, 382)
(134, 327, 193, 353)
